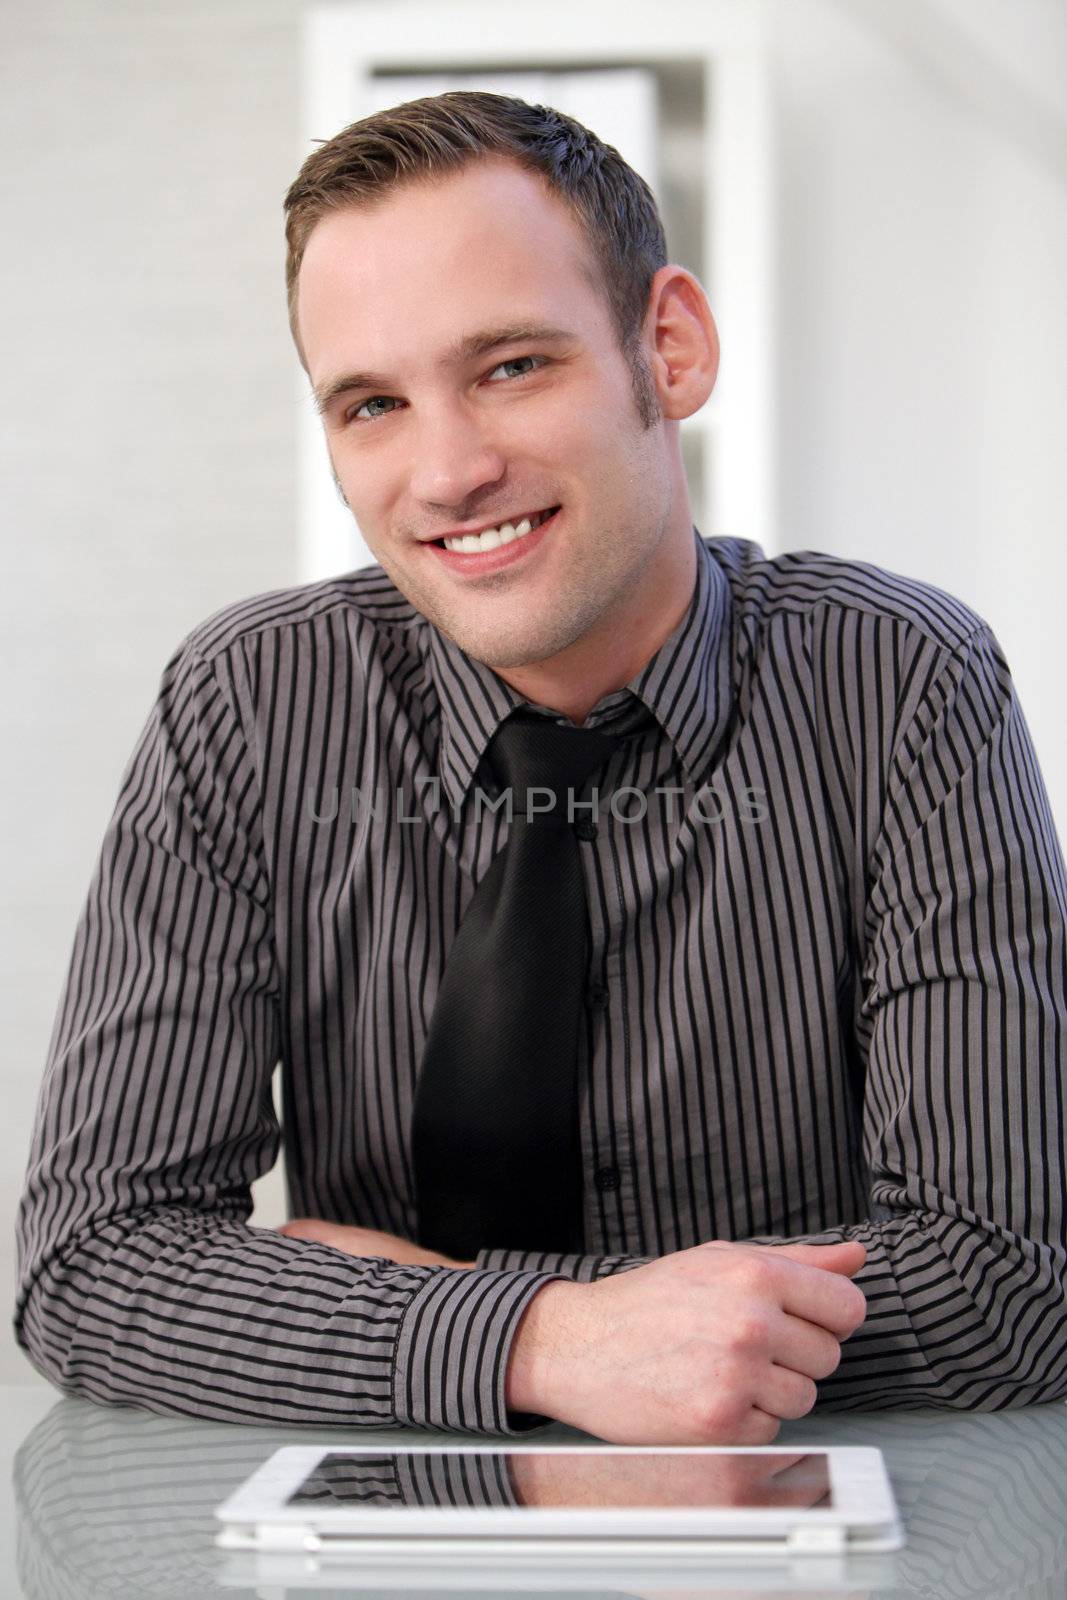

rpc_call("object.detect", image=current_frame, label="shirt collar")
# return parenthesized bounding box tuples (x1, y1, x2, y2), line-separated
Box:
(426, 527, 734, 810)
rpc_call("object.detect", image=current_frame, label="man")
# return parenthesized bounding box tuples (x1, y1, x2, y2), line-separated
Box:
(14, 93, 1066, 1442)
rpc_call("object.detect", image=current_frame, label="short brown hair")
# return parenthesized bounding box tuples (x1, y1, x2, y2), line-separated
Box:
(283, 90, 668, 425)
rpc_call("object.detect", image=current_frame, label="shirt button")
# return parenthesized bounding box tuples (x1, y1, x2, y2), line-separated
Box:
(587, 982, 609, 1010)
(573, 817, 597, 842)
(594, 1165, 620, 1192)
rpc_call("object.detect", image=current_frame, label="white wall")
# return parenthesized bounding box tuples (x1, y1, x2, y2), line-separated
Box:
(1, 0, 305, 1385)
(772, 0, 1067, 844)
(3, 0, 1064, 1385)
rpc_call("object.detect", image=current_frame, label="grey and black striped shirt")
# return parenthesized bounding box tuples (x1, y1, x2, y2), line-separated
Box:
(14, 529, 1067, 1431)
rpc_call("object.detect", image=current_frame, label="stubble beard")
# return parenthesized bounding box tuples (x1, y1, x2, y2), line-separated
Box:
(384, 538, 618, 671)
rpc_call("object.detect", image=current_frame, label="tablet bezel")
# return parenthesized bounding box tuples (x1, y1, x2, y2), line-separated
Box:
(214, 1443, 902, 1549)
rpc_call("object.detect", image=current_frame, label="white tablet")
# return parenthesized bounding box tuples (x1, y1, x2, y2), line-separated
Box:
(214, 1443, 903, 1559)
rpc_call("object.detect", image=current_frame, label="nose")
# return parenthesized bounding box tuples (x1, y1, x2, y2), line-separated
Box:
(408, 401, 507, 509)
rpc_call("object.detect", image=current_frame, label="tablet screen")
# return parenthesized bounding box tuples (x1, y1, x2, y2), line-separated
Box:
(284, 1450, 833, 1511)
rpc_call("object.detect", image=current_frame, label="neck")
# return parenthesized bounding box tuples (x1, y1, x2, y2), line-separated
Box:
(496, 526, 698, 726)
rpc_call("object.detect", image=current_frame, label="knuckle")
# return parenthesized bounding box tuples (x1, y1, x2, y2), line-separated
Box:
(726, 1310, 771, 1352)
(697, 1390, 749, 1441)
(734, 1255, 772, 1294)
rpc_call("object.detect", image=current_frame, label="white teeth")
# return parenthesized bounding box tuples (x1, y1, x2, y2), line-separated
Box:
(443, 511, 545, 554)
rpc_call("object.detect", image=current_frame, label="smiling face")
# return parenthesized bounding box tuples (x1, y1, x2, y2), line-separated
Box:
(296, 156, 702, 679)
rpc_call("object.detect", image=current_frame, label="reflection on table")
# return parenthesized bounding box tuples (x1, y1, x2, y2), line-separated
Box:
(11, 1390, 1067, 1598)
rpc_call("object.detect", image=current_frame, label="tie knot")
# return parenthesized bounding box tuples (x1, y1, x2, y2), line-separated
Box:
(486, 710, 620, 822)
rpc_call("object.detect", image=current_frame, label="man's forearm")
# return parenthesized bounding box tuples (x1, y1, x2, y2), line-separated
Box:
(498, 1215, 1067, 1413)
(14, 1202, 570, 1431)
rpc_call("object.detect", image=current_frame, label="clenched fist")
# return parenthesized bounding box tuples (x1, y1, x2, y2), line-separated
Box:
(506, 1237, 868, 1444)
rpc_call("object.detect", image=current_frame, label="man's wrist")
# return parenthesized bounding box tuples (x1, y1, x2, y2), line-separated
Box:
(505, 1278, 585, 1419)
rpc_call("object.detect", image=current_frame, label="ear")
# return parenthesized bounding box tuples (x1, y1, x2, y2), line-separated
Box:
(644, 266, 720, 421)
(327, 448, 350, 508)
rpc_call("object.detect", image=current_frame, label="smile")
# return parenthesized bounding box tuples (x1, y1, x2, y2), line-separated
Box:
(436, 507, 557, 554)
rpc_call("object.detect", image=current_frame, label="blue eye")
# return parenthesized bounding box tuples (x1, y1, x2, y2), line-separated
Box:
(344, 355, 545, 425)
(353, 396, 400, 422)
(487, 356, 545, 381)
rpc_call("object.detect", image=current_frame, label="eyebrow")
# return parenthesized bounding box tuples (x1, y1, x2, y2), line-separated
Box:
(310, 322, 578, 417)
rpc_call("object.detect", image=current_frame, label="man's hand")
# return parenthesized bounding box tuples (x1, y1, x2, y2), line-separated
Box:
(506, 1237, 868, 1445)
(276, 1218, 475, 1270)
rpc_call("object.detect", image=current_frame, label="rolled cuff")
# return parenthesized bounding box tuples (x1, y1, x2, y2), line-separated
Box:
(392, 1265, 569, 1434)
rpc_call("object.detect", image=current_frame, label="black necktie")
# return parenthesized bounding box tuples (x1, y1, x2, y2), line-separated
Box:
(411, 709, 621, 1260)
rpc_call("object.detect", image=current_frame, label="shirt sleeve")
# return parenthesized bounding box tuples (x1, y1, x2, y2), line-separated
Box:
(12, 635, 566, 1433)
(485, 623, 1067, 1411)
(475, 1247, 653, 1279)
(797, 620, 1067, 1410)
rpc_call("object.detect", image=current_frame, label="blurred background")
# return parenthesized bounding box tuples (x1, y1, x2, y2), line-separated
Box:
(2, 0, 1064, 1383)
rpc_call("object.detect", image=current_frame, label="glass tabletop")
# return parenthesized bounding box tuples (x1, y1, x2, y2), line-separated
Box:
(3, 1383, 1066, 1598)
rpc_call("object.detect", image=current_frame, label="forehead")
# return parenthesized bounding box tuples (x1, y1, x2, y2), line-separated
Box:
(296, 157, 609, 374)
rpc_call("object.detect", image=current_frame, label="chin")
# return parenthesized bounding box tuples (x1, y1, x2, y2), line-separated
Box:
(446, 622, 575, 672)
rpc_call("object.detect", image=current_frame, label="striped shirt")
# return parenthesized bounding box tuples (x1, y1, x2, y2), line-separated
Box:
(13, 529, 1067, 1432)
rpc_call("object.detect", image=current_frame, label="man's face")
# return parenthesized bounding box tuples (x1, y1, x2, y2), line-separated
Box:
(296, 157, 678, 670)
